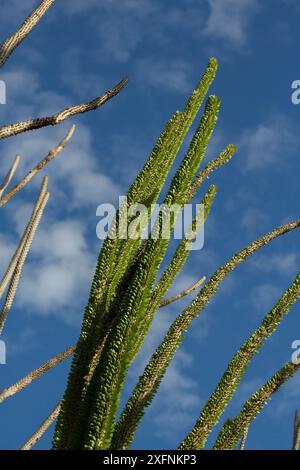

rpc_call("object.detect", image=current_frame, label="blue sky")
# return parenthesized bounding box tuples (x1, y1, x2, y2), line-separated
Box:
(0, 0, 300, 450)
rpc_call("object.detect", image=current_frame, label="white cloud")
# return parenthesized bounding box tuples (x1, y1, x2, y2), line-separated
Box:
(5, 326, 38, 358)
(250, 283, 282, 312)
(240, 114, 300, 172)
(251, 253, 298, 277)
(136, 58, 192, 93)
(1, 125, 121, 209)
(241, 208, 269, 233)
(0, 66, 122, 323)
(204, 0, 260, 46)
(15, 219, 96, 323)
(59, 48, 105, 99)
(61, 0, 260, 57)
(61, 0, 157, 63)
(59, 0, 204, 67)
(0, 66, 121, 208)
(152, 350, 201, 441)
(225, 187, 257, 213)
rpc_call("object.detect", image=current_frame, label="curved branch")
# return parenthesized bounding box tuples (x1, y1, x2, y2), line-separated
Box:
(184, 144, 237, 203)
(111, 219, 300, 450)
(213, 359, 300, 450)
(179, 270, 300, 450)
(0, 77, 128, 140)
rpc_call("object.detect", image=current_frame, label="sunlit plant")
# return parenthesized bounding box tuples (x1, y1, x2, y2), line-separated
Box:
(0, 1, 300, 451)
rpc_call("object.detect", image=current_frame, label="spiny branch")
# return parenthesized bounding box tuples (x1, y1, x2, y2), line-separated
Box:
(0, 0, 56, 67)
(293, 410, 300, 450)
(213, 358, 300, 450)
(239, 428, 248, 450)
(179, 270, 300, 450)
(111, 219, 300, 450)
(184, 144, 237, 203)
(21, 401, 61, 450)
(0, 270, 201, 404)
(0, 278, 207, 402)
(52, 59, 219, 451)
(0, 77, 128, 140)
(0, 125, 75, 207)
(0, 345, 75, 404)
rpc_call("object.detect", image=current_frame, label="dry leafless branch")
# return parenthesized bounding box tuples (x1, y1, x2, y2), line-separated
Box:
(0, 278, 208, 402)
(0, 0, 130, 451)
(0, 0, 56, 68)
(0, 155, 21, 199)
(0, 125, 75, 207)
(0, 345, 76, 404)
(0, 178, 50, 333)
(0, 176, 48, 299)
(21, 400, 61, 450)
(0, 77, 128, 141)
(160, 276, 206, 308)
(0, 279, 209, 399)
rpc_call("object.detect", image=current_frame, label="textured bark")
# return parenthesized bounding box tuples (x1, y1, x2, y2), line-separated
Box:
(21, 401, 61, 451)
(0, 0, 56, 67)
(0, 78, 128, 141)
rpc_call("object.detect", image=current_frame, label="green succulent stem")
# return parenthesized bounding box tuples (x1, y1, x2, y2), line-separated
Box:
(53, 58, 219, 450)
(52, 55, 300, 452)
(179, 271, 300, 450)
(111, 220, 300, 450)
(213, 358, 300, 450)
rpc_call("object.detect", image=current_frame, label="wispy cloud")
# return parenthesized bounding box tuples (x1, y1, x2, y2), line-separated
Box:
(61, 0, 163, 63)
(251, 252, 298, 277)
(152, 350, 201, 441)
(0, 234, 17, 277)
(241, 207, 269, 234)
(59, 48, 106, 99)
(0, 66, 122, 324)
(59, 0, 204, 72)
(14, 218, 95, 323)
(0, 66, 121, 208)
(250, 283, 282, 312)
(204, 0, 260, 47)
(136, 58, 192, 93)
(239, 114, 300, 172)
